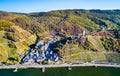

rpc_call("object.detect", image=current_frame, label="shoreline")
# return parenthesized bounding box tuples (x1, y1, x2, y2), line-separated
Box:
(0, 63, 120, 69)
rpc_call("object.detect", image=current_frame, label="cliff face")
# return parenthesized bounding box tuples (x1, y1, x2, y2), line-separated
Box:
(0, 10, 120, 64)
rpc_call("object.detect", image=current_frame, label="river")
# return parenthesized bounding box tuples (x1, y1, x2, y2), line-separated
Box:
(0, 66, 120, 76)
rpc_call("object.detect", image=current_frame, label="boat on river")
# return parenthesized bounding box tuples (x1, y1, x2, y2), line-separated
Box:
(67, 66, 72, 70)
(13, 68, 18, 72)
(41, 67, 45, 72)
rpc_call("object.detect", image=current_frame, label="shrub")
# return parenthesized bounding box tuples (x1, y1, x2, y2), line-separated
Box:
(0, 20, 15, 30)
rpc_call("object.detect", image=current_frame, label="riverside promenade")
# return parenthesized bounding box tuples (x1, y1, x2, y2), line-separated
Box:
(0, 62, 120, 69)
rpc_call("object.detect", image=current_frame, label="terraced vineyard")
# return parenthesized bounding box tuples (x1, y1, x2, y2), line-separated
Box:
(65, 51, 120, 63)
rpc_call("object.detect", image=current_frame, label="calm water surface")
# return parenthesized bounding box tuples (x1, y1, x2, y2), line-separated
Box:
(0, 66, 120, 76)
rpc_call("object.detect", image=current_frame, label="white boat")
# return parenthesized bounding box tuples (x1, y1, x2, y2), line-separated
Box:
(68, 66, 72, 70)
(42, 67, 45, 72)
(13, 68, 18, 72)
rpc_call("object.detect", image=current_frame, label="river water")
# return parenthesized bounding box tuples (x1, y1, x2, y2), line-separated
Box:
(0, 66, 120, 76)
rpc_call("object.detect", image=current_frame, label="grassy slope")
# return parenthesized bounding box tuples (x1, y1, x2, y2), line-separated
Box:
(87, 36, 106, 52)
(0, 25, 36, 63)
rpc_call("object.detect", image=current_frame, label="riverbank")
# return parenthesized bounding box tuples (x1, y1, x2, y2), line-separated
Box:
(0, 62, 120, 69)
